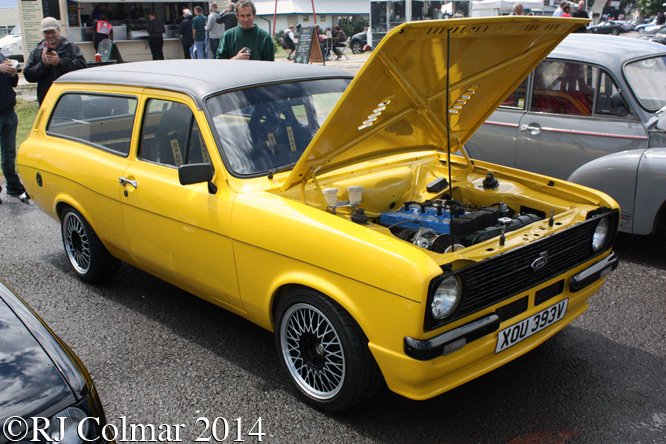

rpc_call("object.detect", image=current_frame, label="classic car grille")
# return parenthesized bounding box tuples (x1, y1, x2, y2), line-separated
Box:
(426, 210, 618, 330)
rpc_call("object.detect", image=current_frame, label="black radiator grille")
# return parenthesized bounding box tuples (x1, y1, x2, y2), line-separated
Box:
(454, 222, 595, 320)
(427, 212, 618, 331)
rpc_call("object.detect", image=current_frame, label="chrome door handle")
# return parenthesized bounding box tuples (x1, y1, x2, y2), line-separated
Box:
(520, 124, 541, 135)
(119, 177, 137, 188)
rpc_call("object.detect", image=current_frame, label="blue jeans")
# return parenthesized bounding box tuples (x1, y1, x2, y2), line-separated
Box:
(209, 37, 220, 59)
(194, 41, 207, 59)
(0, 111, 20, 190)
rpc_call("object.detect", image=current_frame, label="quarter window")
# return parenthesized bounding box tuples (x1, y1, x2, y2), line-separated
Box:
(531, 60, 596, 117)
(48, 94, 137, 156)
(138, 99, 212, 168)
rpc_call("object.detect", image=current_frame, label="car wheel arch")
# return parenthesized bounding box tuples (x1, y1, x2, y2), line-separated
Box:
(269, 282, 368, 337)
(567, 150, 645, 233)
(633, 148, 666, 234)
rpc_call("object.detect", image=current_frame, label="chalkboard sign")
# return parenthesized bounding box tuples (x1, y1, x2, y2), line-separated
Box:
(293, 26, 324, 65)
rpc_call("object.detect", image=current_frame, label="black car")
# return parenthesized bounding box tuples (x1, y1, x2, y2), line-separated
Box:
(588, 20, 627, 35)
(0, 279, 111, 444)
(348, 31, 386, 54)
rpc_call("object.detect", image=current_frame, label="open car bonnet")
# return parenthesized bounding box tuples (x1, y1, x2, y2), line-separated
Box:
(282, 16, 587, 190)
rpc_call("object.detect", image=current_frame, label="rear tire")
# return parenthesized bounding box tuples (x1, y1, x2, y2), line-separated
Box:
(274, 288, 384, 412)
(639, 28, 645, 34)
(61, 207, 121, 283)
(611, 28, 620, 35)
(351, 41, 363, 54)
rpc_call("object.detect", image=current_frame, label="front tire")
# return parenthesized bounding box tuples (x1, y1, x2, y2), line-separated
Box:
(275, 288, 383, 412)
(61, 208, 121, 283)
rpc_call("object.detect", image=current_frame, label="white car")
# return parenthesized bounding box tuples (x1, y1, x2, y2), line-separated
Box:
(0, 23, 22, 62)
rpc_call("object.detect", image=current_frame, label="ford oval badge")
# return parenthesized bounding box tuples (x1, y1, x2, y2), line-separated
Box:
(531, 253, 549, 270)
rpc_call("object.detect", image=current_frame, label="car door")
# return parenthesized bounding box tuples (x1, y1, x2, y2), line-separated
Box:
(464, 77, 528, 167)
(515, 59, 648, 181)
(120, 93, 242, 310)
(44, 90, 140, 260)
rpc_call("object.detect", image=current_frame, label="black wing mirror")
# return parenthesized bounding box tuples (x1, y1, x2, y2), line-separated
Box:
(609, 93, 630, 115)
(178, 163, 217, 194)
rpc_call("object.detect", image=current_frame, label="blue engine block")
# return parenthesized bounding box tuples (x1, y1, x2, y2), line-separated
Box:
(379, 203, 459, 234)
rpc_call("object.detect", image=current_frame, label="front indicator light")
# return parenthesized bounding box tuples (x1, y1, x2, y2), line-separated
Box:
(432, 276, 461, 320)
(47, 407, 91, 444)
(592, 217, 609, 252)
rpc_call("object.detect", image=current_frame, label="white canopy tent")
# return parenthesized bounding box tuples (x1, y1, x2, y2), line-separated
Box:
(471, 0, 544, 16)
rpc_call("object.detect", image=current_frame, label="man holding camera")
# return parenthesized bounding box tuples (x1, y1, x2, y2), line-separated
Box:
(24, 17, 87, 105)
(217, 0, 274, 61)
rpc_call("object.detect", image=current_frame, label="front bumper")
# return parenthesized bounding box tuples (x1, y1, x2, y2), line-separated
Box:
(404, 251, 619, 361)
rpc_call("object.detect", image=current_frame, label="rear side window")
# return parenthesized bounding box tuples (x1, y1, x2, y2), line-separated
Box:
(531, 60, 596, 117)
(48, 93, 137, 156)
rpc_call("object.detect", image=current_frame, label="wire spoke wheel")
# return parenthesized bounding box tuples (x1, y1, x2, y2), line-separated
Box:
(280, 303, 346, 400)
(64, 212, 91, 274)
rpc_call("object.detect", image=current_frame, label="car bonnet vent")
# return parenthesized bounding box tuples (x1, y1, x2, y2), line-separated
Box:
(425, 25, 489, 35)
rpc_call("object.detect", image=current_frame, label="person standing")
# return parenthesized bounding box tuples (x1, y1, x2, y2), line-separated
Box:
(553, 1, 566, 17)
(23, 17, 87, 105)
(0, 53, 23, 199)
(192, 6, 207, 59)
(147, 11, 165, 60)
(216, 3, 238, 31)
(130, 3, 145, 20)
(207, 3, 225, 58)
(91, 3, 108, 22)
(92, 13, 113, 51)
(512, 2, 524, 15)
(217, 0, 274, 61)
(179, 9, 194, 59)
(571, 0, 589, 32)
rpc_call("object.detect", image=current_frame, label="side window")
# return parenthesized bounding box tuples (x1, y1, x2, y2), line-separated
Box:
(48, 94, 137, 156)
(500, 77, 528, 110)
(596, 70, 626, 115)
(139, 99, 212, 167)
(531, 60, 596, 117)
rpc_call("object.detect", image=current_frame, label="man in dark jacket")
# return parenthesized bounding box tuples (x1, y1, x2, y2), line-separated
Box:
(23, 17, 87, 105)
(179, 9, 194, 59)
(147, 11, 165, 60)
(571, 1, 589, 32)
(0, 53, 23, 199)
(216, 3, 238, 30)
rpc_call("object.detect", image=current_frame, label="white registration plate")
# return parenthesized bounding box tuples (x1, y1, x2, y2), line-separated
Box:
(495, 299, 568, 353)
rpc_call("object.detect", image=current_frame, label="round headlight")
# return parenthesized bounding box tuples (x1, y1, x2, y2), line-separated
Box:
(431, 276, 461, 320)
(47, 407, 90, 444)
(592, 217, 609, 252)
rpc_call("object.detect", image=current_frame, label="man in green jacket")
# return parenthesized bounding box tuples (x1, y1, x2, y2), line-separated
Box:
(216, 0, 274, 61)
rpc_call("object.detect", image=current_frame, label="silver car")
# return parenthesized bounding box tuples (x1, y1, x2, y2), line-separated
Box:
(466, 34, 666, 235)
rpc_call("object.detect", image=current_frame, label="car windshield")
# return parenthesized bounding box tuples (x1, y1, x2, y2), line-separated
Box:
(10, 24, 20, 35)
(205, 78, 350, 176)
(624, 56, 666, 111)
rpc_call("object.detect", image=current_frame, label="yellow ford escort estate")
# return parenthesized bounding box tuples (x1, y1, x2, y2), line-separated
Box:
(18, 17, 618, 412)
